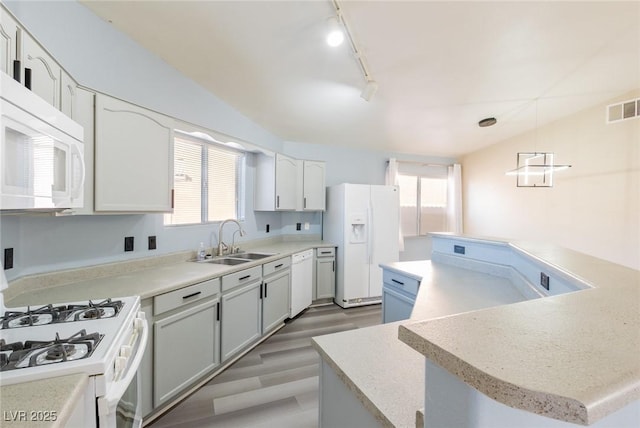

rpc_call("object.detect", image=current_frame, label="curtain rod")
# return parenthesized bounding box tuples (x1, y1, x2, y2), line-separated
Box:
(387, 160, 450, 168)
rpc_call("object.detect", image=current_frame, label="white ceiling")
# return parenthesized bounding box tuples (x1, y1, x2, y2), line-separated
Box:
(80, 1, 640, 157)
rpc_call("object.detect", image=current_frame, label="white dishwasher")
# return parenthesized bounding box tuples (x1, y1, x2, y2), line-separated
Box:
(290, 249, 313, 317)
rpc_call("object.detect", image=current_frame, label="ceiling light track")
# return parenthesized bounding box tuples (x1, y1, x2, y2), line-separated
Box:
(329, 0, 377, 101)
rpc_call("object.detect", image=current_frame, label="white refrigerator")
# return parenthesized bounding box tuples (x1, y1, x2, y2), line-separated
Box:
(323, 183, 400, 308)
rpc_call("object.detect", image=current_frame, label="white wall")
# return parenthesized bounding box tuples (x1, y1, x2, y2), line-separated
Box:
(462, 90, 640, 269)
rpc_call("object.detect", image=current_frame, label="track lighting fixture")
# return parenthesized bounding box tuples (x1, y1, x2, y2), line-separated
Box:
(361, 80, 378, 101)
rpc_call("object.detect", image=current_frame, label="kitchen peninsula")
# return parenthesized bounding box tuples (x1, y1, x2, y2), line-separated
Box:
(312, 234, 639, 427)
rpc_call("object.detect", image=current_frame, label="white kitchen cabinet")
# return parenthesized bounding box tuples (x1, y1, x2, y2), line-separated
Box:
(221, 270, 262, 361)
(60, 70, 77, 119)
(262, 257, 291, 333)
(381, 269, 419, 323)
(22, 32, 60, 108)
(254, 153, 298, 210)
(153, 279, 221, 407)
(315, 247, 336, 300)
(302, 160, 326, 210)
(94, 93, 174, 212)
(255, 153, 325, 212)
(0, 6, 19, 77)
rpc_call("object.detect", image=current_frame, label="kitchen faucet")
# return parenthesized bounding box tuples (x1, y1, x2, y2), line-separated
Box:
(217, 219, 246, 256)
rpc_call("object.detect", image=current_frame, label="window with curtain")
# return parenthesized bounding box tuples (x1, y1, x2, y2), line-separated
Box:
(397, 169, 449, 236)
(164, 132, 245, 226)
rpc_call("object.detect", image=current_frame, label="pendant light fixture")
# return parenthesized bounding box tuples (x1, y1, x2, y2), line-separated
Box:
(505, 99, 571, 187)
(328, 0, 378, 102)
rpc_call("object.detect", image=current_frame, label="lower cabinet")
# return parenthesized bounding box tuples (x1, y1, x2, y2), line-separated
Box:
(315, 248, 336, 300)
(262, 258, 291, 333)
(221, 276, 262, 361)
(153, 279, 221, 407)
(381, 269, 419, 323)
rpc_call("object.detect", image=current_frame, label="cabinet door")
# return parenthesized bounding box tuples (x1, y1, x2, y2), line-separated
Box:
(22, 33, 61, 108)
(0, 7, 18, 77)
(221, 280, 262, 361)
(382, 286, 414, 324)
(316, 257, 335, 299)
(263, 271, 290, 333)
(67, 87, 95, 215)
(95, 94, 174, 212)
(60, 71, 76, 119)
(303, 160, 326, 211)
(274, 153, 297, 210)
(154, 298, 220, 406)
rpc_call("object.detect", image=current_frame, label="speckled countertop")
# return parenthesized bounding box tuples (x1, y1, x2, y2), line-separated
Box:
(0, 374, 87, 427)
(4, 239, 335, 306)
(0, 238, 335, 424)
(398, 236, 640, 426)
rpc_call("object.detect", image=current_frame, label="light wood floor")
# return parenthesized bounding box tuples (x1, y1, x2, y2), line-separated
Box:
(150, 303, 382, 428)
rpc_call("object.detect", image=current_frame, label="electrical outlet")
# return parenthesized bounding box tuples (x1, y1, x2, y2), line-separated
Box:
(148, 236, 157, 250)
(540, 272, 550, 290)
(296, 223, 301, 231)
(124, 237, 134, 252)
(454, 245, 466, 255)
(266, 224, 270, 233)
(304, 222, 310, 230)
(4, 248, 14, 270)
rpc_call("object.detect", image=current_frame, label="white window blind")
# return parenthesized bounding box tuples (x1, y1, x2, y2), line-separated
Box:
(164, 133, 245, 226)
(398, 166, 449, 237)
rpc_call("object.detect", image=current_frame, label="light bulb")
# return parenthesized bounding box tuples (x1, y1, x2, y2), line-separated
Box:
(326, 17, 344, 47)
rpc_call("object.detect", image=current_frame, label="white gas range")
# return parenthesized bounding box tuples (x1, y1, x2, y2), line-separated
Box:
(0, 295, 148, 428)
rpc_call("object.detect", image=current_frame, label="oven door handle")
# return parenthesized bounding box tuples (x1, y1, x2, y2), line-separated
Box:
(97, 313, 149, 417)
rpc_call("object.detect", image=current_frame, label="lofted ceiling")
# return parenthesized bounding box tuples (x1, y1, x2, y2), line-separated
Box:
(80, 1, 640, 157)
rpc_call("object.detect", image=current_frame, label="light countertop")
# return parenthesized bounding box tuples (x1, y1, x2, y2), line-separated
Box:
(398, 235, 640, 425)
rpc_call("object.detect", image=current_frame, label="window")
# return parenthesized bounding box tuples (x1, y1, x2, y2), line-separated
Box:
(398, 173, 448, 236)
(164, 132, 245, 226)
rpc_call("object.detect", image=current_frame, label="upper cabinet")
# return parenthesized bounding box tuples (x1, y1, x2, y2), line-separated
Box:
(22, 33, 60, 108)
(94, 94, 174, 212)
(302, 160, 325, 211)
(0, 7, 18, 77)
(255, 153, 325, 212)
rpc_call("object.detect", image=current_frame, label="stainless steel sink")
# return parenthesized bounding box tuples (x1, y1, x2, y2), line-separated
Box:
(205, 258, 250, 265)
(230, 252, 274, 260)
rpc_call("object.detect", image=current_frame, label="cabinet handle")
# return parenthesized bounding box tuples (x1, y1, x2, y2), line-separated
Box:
(24, 67, 32, 90)
(216, 302, 220, 321)
(275, 263, 283, 269)
(321, 251, 331, 255)
(304, 197, 307, 209)
(391, 279, 404, 286)
(276, 195, 280, 208)
(182, 291, 202, 299)
(239, 275, 251, 281)
(332, 261, 335, 272)
(12, 60, 20, 82)
(265, 283, 268, 298)
(260, 283, 263, 299)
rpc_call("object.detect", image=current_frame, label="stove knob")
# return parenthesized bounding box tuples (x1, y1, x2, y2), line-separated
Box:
(120, 345, 132, 358)
(114, 356, 127, 374)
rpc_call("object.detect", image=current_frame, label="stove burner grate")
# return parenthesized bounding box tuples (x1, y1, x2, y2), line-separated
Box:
(0, 329, 103, 371)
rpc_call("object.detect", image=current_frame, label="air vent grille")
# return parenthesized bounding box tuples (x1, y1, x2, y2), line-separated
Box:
(606, 98, 640, 123)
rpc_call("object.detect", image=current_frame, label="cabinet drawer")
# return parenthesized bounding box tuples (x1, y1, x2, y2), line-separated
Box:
(154, 278, 221, 316)
(263, 257, 291, 277)
(383, 270, 420, 296)
(316, 247, 335, 258)
(222, 266, 262, 292)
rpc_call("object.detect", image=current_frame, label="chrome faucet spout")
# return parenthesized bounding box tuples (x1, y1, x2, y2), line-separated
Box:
(217, 219, 246, 256)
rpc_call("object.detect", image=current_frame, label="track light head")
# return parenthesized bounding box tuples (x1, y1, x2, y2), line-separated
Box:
(361, 80, 378, 102)
(326, 16, 345, 47)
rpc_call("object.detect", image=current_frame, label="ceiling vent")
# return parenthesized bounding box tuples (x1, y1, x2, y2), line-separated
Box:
(606, 98, 640, 123)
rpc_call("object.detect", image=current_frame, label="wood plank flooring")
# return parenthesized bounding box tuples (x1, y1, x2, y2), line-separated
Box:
(150, 303, 382, 428)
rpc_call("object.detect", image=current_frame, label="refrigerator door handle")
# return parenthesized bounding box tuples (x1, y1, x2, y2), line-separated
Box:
(367, 204, 374, 264)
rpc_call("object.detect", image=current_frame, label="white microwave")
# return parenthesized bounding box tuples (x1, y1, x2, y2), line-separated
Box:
(1, 72, 85, 211)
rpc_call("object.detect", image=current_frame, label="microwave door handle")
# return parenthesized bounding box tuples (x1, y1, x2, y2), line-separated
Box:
(70, 143, 85, 200)
(97, 315, 148, 418)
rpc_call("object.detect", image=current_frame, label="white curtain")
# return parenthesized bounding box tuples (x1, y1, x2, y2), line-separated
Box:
(446, 163, 463, 234)
(386, 158, 405, 251)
